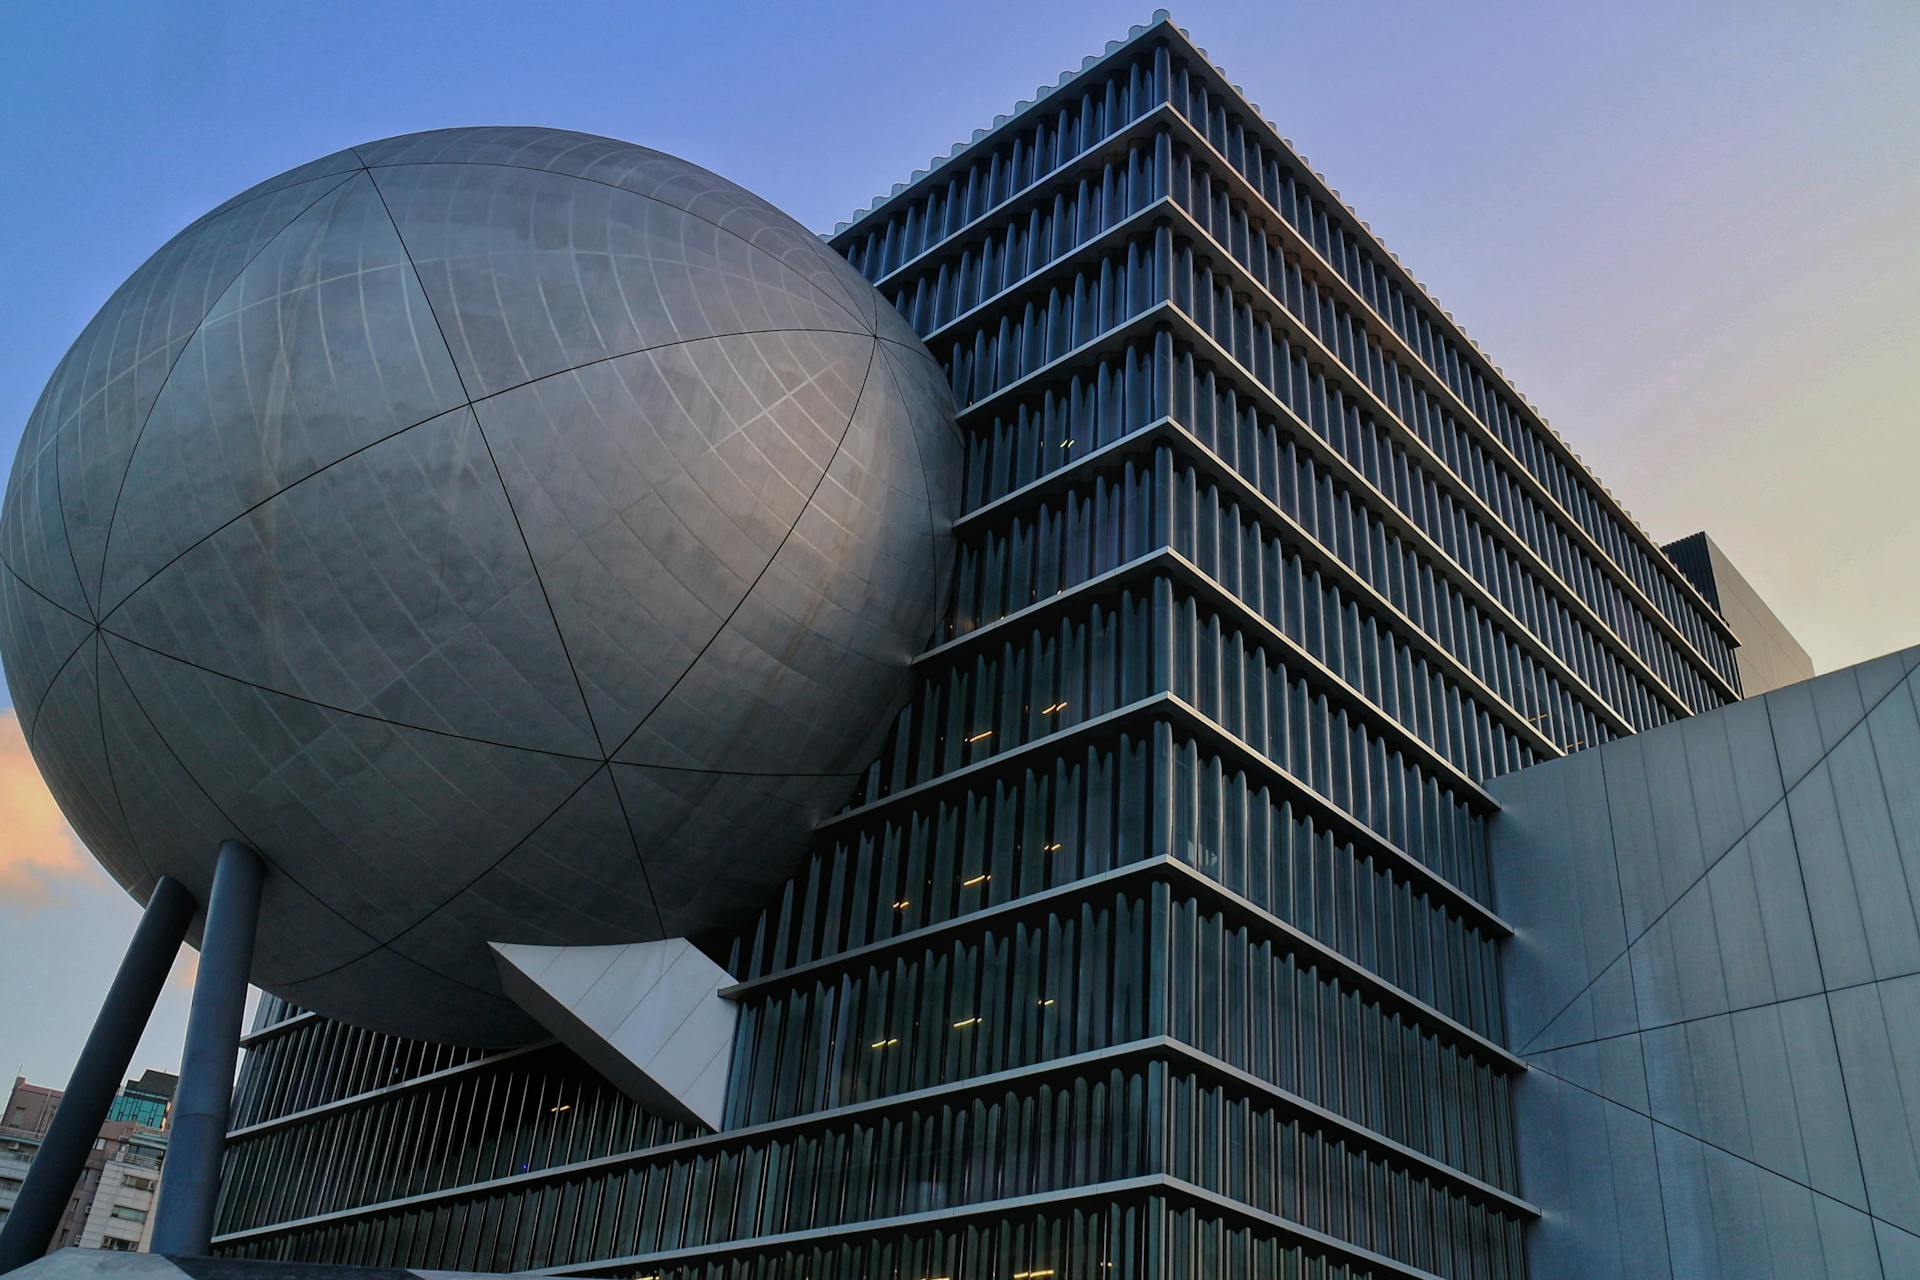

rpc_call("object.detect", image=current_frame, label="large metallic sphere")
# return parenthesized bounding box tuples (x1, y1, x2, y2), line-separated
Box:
(0, 128, 957, 1046)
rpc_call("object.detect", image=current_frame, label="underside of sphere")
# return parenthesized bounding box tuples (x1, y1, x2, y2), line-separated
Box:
(0, 127, 959, 1046)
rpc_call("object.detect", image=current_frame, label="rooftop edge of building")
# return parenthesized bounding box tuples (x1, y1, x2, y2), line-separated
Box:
(828, 8, 1742, 662)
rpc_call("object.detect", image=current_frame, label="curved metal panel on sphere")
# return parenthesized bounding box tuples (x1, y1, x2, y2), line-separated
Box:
(0, 127, 960, 1046)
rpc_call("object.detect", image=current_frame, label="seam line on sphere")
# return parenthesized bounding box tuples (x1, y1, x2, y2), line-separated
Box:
(98, 622, 874, 778)
(51, 413, 95, 619)
(95, 632, 382, 960)
(96, 403, 472, 624)
(600, 763, 665, 937)
(463, 327, 873, 412)
(188, 158, 366, 234)
(95, 328, 860, 627)
(872, 337, 964, 450)
(357, 157, 877, 338)
(91, 171, 364, 619)
(90, 632, 158, 891)
(873, 343, 943, 615)
(598, 337, 882, 767)
(597, 337, 878, 936)
(272, 763, 611, 988)
(0, 552, 95, 627)
(19, 617, 95, 735)
(355, 152, 608, 767)
(96, 625, 604, 763)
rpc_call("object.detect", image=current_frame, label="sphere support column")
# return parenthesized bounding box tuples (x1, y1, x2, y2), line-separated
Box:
(151, 840, 264, 1257)
(0, 875, 194, 1272)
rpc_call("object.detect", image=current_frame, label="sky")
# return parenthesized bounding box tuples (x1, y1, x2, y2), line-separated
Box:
(1, 0, 1915, 1088)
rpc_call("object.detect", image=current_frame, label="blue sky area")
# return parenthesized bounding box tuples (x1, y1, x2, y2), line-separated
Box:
(2, 0, 1915, 1087)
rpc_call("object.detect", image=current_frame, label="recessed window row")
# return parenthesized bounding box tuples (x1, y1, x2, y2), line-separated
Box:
(925, 219, 1718, 718)
(876, 571, 1489, 890)
(728, 882, 1512, 1186)
(837, 44, 1170, 283)
(228, 1002, 488, 1132)
(939, 439, 1599, 777)
(941, 307, 1686, 740)
(217, 1055, 1524, 1278)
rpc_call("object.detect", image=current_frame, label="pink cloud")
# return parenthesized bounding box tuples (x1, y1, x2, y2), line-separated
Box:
(0, 707, 96, 906)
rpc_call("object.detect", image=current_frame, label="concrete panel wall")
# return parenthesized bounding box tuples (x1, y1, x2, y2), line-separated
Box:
(1492, 645, 1920, 1276)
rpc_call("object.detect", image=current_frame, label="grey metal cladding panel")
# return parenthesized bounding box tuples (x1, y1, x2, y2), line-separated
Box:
(1679, 707, 1748, 864)
(1854, 650, 1909, 706)
(1648, 1127, 1732, 1278)
(26, 634, 144, 892)
(1787, 760, 1877, 988)
(1641, 1017, 1739, 1161)
(1643, 722, 1709, 913)
(1831, 975, 1920, 1236)
(1601, 732, 1671, 935)
(355, 126, 882, 334)
(1874, 1218, 1920, 1276)
(1765, 676, 1827, 792)
(621, 338, 943, 776)
(385, 766, 663, 988)
(1744, 804, 1826, 999)
(1811, 663, 1870, 754)
(1867, 677, 1920, 938)
(1529, 1034, 1649, 1114)
(1638, 998, 1866, 1210)
(1526, 950, 1640, 1054)
(1826, 727, 1920, 978)
(1628, 873, 1728, 1028)
(1772, 995, 1872, 1211)
(1720, 692, 1787, 831)
(1510, 1067, 1672, 1279)
(0, 570, 93, 733)
(1628, 825, 1819, 1026)
(1816, 1197, 1894, 1278)
(1488, 748, 1629, 1051)
(104, 406, 598, 758)
(476, 329, 875, 749)
(49, 173, 364, 616)
(368, 161, 869, 403)
(607, 762, 830, 940)
(1663, 1127, 1879, 1280)
(1705, 836, 1795, 1011)
(99, 174, 468, 615)
(99, 632, 597, 952)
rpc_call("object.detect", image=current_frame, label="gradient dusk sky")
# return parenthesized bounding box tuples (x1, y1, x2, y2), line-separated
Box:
(2, 0, 1915, 1088)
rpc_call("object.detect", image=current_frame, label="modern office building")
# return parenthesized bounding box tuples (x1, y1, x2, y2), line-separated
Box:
(179, 12, 1853, 1279)
(1663, 531, 1814, 697)
(103, 1076, 175, 1136)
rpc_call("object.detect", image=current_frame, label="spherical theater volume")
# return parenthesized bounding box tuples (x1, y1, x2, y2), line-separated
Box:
(0, 127, 959, 1046)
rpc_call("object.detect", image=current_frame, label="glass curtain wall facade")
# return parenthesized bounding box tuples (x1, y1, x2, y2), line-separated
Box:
(209, 15, 1741, 1279)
